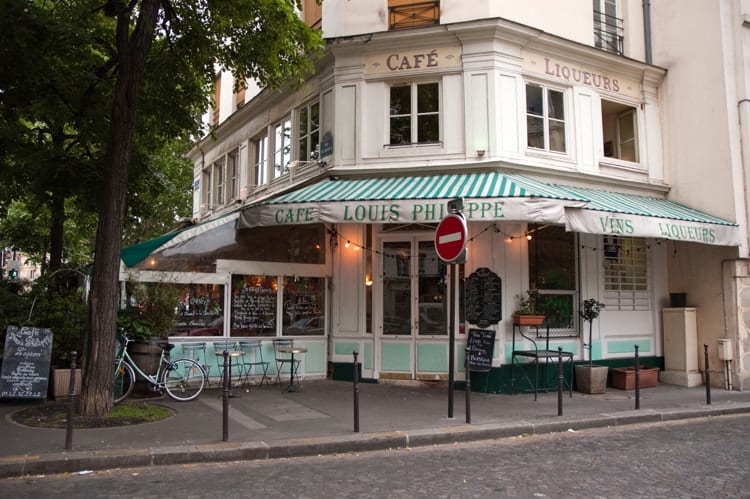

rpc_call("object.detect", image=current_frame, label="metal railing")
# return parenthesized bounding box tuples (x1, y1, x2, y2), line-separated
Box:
(593, 9, 624, 55)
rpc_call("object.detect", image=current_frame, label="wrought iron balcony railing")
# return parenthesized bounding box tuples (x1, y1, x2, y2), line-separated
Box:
(593, 8, 624, 55)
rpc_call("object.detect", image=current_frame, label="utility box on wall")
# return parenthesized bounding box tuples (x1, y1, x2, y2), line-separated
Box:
(660, 307, 702, 387)
(717, 338, 733, 361)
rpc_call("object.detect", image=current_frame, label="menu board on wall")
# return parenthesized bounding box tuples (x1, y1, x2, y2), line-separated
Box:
(0, 326, 53, 399)
(230, 275, 277, 336)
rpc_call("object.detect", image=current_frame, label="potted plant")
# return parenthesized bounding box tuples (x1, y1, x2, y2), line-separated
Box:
(120, 281, 182, 394)
(575, 298, 608, 394)
(512, 289, 545, 326)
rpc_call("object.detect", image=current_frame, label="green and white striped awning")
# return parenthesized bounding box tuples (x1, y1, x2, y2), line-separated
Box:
(238, 172, 588, 228)
(558, 185, 740, 246)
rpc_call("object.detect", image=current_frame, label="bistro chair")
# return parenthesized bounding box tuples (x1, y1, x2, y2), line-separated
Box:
(180, 342, 211, 381)
(238, 340, 270, 388)
(272, 338, 301, 387)
(212, 340, 242, 387)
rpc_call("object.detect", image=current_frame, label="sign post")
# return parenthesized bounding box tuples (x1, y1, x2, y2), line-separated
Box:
(435, 199, 466, 419)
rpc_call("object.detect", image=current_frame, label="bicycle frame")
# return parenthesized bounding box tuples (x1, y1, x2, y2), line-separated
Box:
(115, 340, 170, 391)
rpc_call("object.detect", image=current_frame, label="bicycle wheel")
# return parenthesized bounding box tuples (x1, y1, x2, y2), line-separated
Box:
(162, 358, 205, 401)
(113, 361, 135, 403)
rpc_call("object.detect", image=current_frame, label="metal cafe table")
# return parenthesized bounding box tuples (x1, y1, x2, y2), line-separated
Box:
(510, 321, 574, 400)
(215, 349, 245, 397)
(276, 345, 307, 392)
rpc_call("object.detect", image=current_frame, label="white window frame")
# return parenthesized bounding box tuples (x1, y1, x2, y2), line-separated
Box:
(272, 117, 292, 179)
(253, 134, 269, 187)
(601, 98, 640, 167)
(298, 100, 321, 161)
(227, 149, 239, 201)
(212, 157, 225, 207)
(525, 82, 568, 154)
(388, 81, 441, 146)
(201, 168, 213, 210)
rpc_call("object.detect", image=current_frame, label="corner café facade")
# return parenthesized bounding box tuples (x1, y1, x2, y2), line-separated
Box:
(120, 171, 740, 392)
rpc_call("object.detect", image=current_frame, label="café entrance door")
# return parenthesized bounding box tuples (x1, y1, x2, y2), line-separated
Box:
(377, 234, 451, 380)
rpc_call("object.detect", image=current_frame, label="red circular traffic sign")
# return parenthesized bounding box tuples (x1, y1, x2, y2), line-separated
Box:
(435, 214, 467, 262)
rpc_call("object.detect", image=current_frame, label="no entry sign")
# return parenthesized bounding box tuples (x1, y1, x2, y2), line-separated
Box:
(435, 213, 467, 262)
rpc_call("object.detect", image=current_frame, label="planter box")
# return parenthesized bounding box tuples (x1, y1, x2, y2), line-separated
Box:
(611, 366, 659, 390)
(575, 365, 608, 394)
(512, 315, 545, 326)
(50, 368, 81, 400)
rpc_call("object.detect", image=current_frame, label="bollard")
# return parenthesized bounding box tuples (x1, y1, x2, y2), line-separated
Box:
(557, 347, 563, 416)
(465, 346, 471, 424)
(634, 345, 640, 410)
(65, 351, 78, 450)
(353, 350, 360, 433)
(704, 344, 711, 405)
(222, 350, 230, 441)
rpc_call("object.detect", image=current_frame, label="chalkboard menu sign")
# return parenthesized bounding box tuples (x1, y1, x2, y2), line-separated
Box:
(0, 326, 53, 399)
(466, 328, 495, 372)
(231, 275, 277, 336)
(465, 267, 502, 327)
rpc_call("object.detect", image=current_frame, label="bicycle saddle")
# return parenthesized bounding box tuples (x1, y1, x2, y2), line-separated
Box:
(159, 342, 175, 352)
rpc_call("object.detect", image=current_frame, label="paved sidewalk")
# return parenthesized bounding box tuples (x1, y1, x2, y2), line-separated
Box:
(2, 379, 750, 478)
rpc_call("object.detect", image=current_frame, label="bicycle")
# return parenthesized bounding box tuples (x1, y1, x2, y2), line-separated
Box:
(113, 332, 206, 403)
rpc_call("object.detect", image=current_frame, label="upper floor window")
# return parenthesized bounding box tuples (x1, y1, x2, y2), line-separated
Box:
(602, 236, 648, 311)
(389, 0, 440, 30)
(593, 0, 623, 55)
(298, 100, 320, 161)
(389, 82, 440, 146)
(254, 134, 269, 186)
(526, 83, 566, 153)
(227, 149, 239, 200)
(602, 99, 638, 164)
(234, 81, 246, 111)
(273, 117, 292, 179)
(213, 158, 225, 207)
(201, 168, 212, 210)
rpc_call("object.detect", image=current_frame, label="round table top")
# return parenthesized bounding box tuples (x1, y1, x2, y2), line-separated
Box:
(276, 346, 308, 354)
(215, 350, 245, 357)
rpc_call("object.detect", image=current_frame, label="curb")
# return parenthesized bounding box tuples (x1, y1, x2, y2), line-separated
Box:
(2, 403, 749, 479)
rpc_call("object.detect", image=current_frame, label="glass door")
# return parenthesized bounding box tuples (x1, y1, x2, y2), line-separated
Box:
(379, 235, 448, 379)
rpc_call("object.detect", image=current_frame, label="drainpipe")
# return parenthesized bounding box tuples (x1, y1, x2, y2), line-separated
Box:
(643, 0, 652, 64)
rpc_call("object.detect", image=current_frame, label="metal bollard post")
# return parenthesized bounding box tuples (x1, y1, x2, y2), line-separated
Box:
(557, 347, 563, 417)
(465, 346, 471, 424)
(634, 345, 640, 410)
(353, 350, 360, 433)
(704, 344, 711, 405)
(222, 350, 230, 441)
(65, 351, 78, 450)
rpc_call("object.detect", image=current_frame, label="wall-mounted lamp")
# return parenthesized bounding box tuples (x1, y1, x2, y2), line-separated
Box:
(365, 274, 373, 287)
(476, 149, 486, 157)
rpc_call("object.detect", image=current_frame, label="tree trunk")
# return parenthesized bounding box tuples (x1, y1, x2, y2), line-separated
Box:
(79, 1, 160, 418)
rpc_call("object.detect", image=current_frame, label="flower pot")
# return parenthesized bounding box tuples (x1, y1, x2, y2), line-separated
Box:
(127, 339, 164, 397)
(575, 364, 608, 394)
(611, 366, 659, 390)
(49, 368, 81, 400)
(512, 315, 545, 326)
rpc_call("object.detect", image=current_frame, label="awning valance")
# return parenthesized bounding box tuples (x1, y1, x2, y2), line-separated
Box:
(556, 185, 741, 246)
(238, 172, 588, 228)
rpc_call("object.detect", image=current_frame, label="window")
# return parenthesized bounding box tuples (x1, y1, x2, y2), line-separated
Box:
(273, 117, 292, 178)
(282, 277, 325, 336)
(212, 158, 225, 207)
(529, 225, 577, 335)
(388, 0, 440, 30)
(254, 135, 268, 186)
(234, 81, 246, 111)
(298, 100, 320, 161)
(201, 168, 212, 210)
(227, 149, 239, 201)
(230, 275, 278, 337)
(389, 82, 440, 145)
(602, 99, 638, 163)
(526, 83, 566, 153)
(603, 236, 648, 310)
(593, 0, 623, 55)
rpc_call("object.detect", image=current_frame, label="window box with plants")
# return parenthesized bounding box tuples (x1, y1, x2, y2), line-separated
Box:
(512, 289, 545, 326)
(575, 298, 608, 394)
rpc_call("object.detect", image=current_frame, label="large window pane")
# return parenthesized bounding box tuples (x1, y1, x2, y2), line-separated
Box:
(417, 114, 439, 143)
(230, 275, 278, 337)
(390, 116, 411, 145)
(417, 83, 439, 113)
(383, 242, 411, 335)
(390, 85, 411, 115)
(174, 284, 225, 337)
(282, 277, 325, 336)
(418, 241, 446, 335)
(526, 85, 543, 116)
